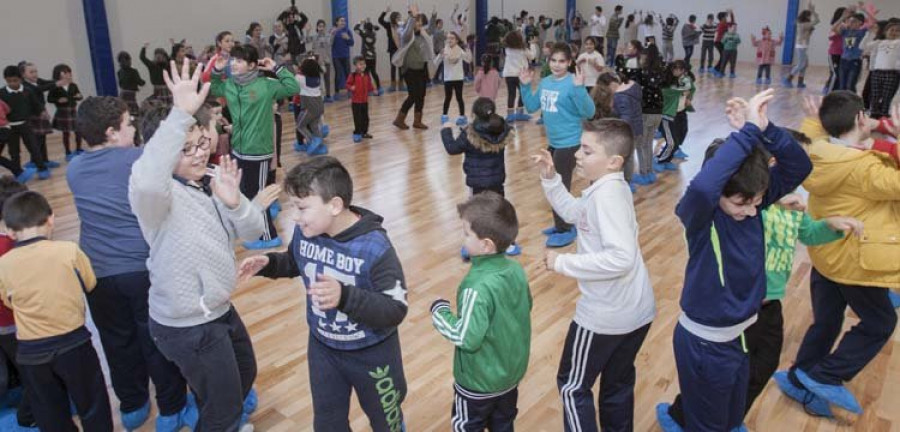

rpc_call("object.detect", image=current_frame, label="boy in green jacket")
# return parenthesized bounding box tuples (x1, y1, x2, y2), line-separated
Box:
(211, 44, 299, 250)
(431, 192, 532, 430)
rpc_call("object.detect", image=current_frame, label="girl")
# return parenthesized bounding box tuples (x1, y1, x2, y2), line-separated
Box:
(391, 5, 434, 130)
(630, 44, 665, 177)
(519, 42, 595, 248)
(308, 20, 334, 102)
(354, 19, 383, 95)
(576, 36, 605, 92)
(244, 22, 272, 60)
(717, 23, 741, 78)
(553, 19, 567, 44)
(140, 44, 171, 105)
(656, 60, 695, 168)
(474, 54, 501, 101)
(824, 8, 847, 93)
(117, 51, 145, 117)
(379, 8, 404, 92)
(864, 20, 900, 118)
(294, 56, 327, 155)
(615, 40, 643, 79)
(47, 64, 84, 159)
(331, 16, 355, 100)
(435, 32, 471, 126)
(783, 4, 820, 88)
(441, 97, 521, 258)
(569, 11, 584, 50)
(751, 27, 784, 84)
(269, 21, 290, 65)
(623, 14, 639, 47)
(661, 14, 680, 63)
(501, 31, 534, 122)
(639, 12, 661, 45)
(19, 62, 57, 167)
(601, 72, 645, 187)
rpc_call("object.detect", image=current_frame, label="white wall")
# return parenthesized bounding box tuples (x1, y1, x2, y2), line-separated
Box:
(576, 0, 900, 66)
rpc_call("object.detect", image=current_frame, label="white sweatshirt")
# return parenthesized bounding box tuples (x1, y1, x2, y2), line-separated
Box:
(502, 48, 533, 77)
(542, 172, 656, 335)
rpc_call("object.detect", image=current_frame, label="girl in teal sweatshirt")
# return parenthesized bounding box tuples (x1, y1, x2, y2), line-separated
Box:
(519, 42, 595, 248)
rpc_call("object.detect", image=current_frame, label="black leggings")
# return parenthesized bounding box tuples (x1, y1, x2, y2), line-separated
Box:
(505, 76, 523, 109)
(365, 58, 382, 89)
(443, 81, 465, 116)
(400, 68, 428, 113)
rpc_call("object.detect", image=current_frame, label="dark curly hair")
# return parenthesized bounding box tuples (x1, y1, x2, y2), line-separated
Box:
(76, 96, 129, 146)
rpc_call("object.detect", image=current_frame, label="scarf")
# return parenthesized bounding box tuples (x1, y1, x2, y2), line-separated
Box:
(232, 69, 259, 86)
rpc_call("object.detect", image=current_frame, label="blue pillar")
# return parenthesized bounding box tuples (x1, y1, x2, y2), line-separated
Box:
(332, 0, 348, 25)
(82, 0, 117, 96)
(567, 0, 576, 38)
(782, 0, 800, 65)
(476, 0, 488, 65)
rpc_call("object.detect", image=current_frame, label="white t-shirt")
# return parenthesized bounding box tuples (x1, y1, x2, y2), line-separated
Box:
(295, 75, 322, 97)
(590, 14, 608, 38)
(436, 46, 472, 82)
(502, 48, 533, 77)
(869, 39, 900, 71)
(577, 51, 605, 87)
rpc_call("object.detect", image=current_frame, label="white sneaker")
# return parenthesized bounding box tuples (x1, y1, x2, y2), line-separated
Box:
(239, 423, 255, 432)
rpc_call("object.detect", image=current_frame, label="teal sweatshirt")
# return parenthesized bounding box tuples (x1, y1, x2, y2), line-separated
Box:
(521, 74, 595, 148)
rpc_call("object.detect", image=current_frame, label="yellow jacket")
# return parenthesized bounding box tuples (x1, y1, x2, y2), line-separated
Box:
(800, 119, 900, 289)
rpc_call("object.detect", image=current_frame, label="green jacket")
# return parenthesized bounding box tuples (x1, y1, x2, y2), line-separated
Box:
(723, 33, 741, 51)
(661, 76, 696, 117)
(210, 66, 299, 158)
(431, 254, 532, 394)
(762, 205, 845, 301)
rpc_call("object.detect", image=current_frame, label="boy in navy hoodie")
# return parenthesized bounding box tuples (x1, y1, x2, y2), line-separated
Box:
(668, 89, 812, 432)
(238, 156, 408, 432)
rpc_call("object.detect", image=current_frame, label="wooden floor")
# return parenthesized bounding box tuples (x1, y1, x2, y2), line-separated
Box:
(26, 62, 900, 431)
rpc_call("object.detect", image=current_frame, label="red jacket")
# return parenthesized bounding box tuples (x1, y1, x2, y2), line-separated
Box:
(346, 72, 374, 104)
(0, 234, 15, 328)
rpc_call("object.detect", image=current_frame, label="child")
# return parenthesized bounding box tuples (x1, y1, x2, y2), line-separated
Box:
(699, 14, 718, 73)
(782, 4, 820, 88)
(474, 54, 501, 101)
(656, 60, 695, 168)
(716, 23, 741, 78)
(606, 6, 625, 67)
(576, 37, 605, 92)
(520, 43, 595, 248)
(608, 72, 645, 186)
(47, 64, 84, 159)
(68, 96, 197, 431)
(331, 16, 354, 100)
(431, 192, 531, 429)
(441, 97, 521, 256)
(623, 15, 639, 49)
(294, 56, 327, 155)
(19, 62, 57, 170)
(130, 61, 265, 432)
(0, 176, 35, 430)
(378, 8, 403, 92)
(0, 190, 112, 431)
(140, 44, 172, 105)
(669, 89, 812, 431)
(712, 9, 736, 75)
(238, 156, 409, 432)
(117, 51, 146, 116)
(0, 66, 47, 182)
(777, 90, 900, 417)
(864, 20, 900, 118)
(308, 20, 334, 102)
(269, 21, 290, 65)
(354, 19, 384, 95)
(429, 10, 447, 84)
(835, 8, 878, 92)
(435, 32, 471, 126)
(532, 118, 656, 432)
(751, 27, 784, 84)
(346, 56, 375, 143)
(210, 45, 300, 250)
(682, 15, 702, 66)
(501, 31, 534, 122)
(661, 14, 681, 63)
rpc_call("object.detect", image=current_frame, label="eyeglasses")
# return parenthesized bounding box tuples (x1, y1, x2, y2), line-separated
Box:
(182, 135, 211, 156)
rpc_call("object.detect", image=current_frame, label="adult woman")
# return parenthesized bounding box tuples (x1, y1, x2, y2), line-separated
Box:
(392, 5, 434, 130)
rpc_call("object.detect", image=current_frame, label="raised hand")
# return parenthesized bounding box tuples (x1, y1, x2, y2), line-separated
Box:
(824, 216, 864, 237)
(258, 58, 276, 71)
(725, 97, 749, 130)
(164, 58, 210, 115)
(519, 67, 535, 85)
(802, 94, 822, 118)
(309, 273, 342, 310)
(746, 88, 775, 130)
(531, 149, 556, 179)
(237, 255, 270, 283)
(253, 184, 282, 210)
(210, 155, 243, 209)
(573, 65, 585, 86)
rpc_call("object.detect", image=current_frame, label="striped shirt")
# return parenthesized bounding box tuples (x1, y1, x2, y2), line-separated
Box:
(662, 24, 676, 41)
(701, 23, 717, 42)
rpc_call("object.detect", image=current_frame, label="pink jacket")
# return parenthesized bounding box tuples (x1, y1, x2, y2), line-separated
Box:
(474, 69, 501, 101)
(752, 34, 783, 65)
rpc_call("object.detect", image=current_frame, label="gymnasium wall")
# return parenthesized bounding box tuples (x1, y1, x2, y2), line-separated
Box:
(575, 0, 900, 66)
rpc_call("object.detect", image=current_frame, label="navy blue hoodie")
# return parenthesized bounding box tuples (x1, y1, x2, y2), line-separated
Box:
(441, 122, 511, 190)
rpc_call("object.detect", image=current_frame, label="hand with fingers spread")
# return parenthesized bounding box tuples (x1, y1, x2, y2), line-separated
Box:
(824, 216, 864, 237)
(519, 67, 535, 85)
(746, 88, 775, 130)
(309, 273, 342, 310)
(253, 184, 282, 210)
(531, 149, 556, 179)
(573, 66, 585, 86)
(164, 58, 211, 115)
(725, 97, 749, 130)
(802, 95, 822, 118)
(238, 255, 270, 283)
(211, 155, 243, 209)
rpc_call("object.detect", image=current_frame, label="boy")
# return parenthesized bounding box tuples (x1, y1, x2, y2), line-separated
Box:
(699, 14, 717, 73)
(712, 9, 735, 76)
(346, 56, 375, 143)
(129, 60, 265, 432)
(0, 66, 47, 183)
(682, 15, 702, 66)
(0, 176, 35, 430)
(0, 190, 112, 431)
(67, 96, 196, 430)
(778, 90, 900, 416)
(531, 119, 656, 432)
(238, 156, 409, 432)
(670, 89, 812, 432)
(832, 10, 873, 92)
(605, 5, 624, 67)
(430, 192, 531, 429)
(211, 45, 300, 250)
(718, 23, 741, 79)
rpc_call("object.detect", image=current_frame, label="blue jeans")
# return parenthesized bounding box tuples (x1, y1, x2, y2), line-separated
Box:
(838, 58, 862, 92)
(790, 47, 809, 77)
(333, 57, 350, 92)
(606, 37, 619, 66)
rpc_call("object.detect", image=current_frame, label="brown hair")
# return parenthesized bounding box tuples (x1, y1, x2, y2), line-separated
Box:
(457, 192, 519, 253)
